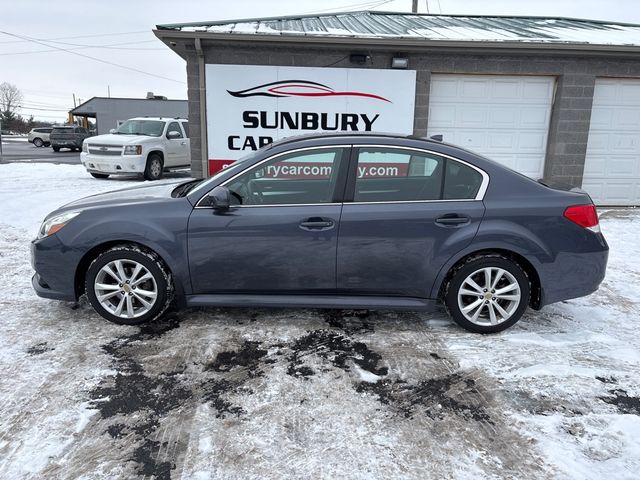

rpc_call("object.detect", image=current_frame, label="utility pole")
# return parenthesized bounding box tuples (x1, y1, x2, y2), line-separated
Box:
(108, 85, 111, 98)
(412, 0, 418, 13)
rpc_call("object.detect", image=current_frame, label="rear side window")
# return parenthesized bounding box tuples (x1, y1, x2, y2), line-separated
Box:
(181, 122, 189, 138)
(353, 148, 483, 202)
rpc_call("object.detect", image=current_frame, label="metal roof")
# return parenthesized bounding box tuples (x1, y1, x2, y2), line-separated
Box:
(156, 11, 640, 47)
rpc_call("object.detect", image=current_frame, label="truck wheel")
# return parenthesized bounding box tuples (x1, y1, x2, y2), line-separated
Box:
(90, 173, 109, 179)
(52, 146, 60, 152)
(144, 154, 164, 181)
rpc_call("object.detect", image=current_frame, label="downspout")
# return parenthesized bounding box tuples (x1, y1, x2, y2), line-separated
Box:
(195, 38, 208, 178)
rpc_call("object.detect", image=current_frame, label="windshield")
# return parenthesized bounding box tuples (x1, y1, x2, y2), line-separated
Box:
(115, 120, 165, 137)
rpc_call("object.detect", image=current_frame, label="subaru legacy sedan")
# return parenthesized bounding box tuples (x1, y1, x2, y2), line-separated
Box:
(31, 133, 608, 333)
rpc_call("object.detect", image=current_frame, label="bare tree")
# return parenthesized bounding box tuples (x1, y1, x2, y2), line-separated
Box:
(0, 82, 23, 116)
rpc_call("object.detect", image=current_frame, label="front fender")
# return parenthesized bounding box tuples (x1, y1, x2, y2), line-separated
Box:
(57, 203, 193, 297)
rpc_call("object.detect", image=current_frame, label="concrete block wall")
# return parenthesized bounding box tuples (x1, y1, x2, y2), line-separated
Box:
(183, 41, 640, 186)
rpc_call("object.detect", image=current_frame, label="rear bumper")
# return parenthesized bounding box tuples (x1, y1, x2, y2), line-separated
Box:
(81, 152, 146, 174)
(539, 237, 609, 307)
(51, 141, 81, 148)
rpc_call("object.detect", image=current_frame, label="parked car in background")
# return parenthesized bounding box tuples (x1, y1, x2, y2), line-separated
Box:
(80, 117, 190, 180)
(28, 127, 53, 147)
(31, 133, 608, 333)
(50, 126, 92, 152)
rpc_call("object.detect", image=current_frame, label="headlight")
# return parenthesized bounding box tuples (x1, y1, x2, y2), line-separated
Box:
(38, 211, 81, 238)
(82, 142, 88, 153)
(123, 145, 142, 155)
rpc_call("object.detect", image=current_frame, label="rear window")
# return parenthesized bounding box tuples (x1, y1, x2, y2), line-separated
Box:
(52, 127, 73, 133)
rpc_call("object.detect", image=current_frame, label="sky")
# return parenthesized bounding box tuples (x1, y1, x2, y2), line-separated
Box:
(2, 0, 640, 122)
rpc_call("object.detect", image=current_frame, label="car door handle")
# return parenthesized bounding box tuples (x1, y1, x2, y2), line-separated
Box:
(299, 217, 335, 230)
(181, 141, 187, 145)
(435, 214, 470, 226)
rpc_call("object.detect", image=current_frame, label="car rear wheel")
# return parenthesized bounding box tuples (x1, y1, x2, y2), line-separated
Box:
(33, 138, 44, 147)
(85, 245, 173, 325)
(445, 255, 530, 334)
(90, 173, 109, 179)
(144, 154, 163, 181)
(52, 146, 60, 152)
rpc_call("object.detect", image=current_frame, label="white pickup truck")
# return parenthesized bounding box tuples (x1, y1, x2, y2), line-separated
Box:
(80, 117, 190, 180)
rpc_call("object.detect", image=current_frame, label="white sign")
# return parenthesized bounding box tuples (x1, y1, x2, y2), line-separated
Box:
(205, 64, 416, 174)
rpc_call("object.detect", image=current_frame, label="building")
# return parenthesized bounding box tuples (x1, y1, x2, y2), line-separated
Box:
(70, 95, 188, 135)
(154, 11, 640, 205)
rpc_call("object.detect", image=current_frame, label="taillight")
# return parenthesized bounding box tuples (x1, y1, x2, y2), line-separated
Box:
(563, 204, 600, 232)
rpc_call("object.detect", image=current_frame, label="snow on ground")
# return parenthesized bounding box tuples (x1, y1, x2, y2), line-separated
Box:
(0, 163, 639, 479)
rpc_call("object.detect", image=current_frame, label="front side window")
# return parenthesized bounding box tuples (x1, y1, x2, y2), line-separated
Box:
(226, 148, 345, 206)
(353, 147, 483, 202)
(166, 122, 184, 139)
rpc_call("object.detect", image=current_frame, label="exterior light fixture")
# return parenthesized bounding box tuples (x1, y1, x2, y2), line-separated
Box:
(391, 57, 409, 69)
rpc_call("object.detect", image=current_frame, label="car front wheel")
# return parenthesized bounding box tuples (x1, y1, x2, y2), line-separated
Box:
(85, 245, 173, 325)
(144, 154, 163, 181)
(445, 255, 530, 334)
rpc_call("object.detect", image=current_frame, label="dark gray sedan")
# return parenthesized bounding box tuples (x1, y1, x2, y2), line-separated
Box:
(31, 133, 608, 333)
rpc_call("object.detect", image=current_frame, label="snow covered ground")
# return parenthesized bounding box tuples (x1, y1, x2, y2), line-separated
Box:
(0, 163, 638, 479)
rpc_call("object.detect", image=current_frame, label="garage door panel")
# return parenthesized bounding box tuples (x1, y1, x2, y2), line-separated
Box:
(428, 105, 455, 126)
(428, 74, 554, 179)
(488, 108, 518, 125)
(519, 107, 550, 127)
(457, 107, 488, 126)
(584, 78, 640, 205)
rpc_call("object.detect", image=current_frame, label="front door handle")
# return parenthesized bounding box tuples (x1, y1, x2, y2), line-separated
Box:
(181, 141, 187, 146)
(435, 214, 470, 226)
(299, 217, 335, 231)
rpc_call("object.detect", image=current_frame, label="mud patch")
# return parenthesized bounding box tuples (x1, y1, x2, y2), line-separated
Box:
(90, 331, 190, 479)
(600, 389, 640, 415)
(357, 372, 493, 423)
(286, 330, 388, 379)
(324, 309, 375, 335)
(26, 341, 53, 355)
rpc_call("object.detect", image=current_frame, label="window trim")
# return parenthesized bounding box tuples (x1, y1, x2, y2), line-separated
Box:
(346, 145, 489, 204)
(195, 144, 352, 208)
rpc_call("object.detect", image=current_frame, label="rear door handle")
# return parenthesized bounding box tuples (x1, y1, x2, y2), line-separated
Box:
(299, 217, 335, 230)
(435, 214, 470, 226)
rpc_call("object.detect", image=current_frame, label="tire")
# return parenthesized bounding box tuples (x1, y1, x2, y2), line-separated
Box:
(52, 146, 60, 152)
(33, 137, 44, 147)
(444, 255, 530, 334)
(144, 154, 164, 181)
(90, 173, 109, 179)
(85, 245, 174, 325)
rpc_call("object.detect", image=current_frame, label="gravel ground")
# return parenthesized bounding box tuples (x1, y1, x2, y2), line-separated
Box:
(0, 164, 639, 479)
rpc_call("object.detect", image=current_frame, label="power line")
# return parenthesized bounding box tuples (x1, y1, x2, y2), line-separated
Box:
(0, 30, 185, 85)
(0, 39, 165, 56)
(0, 30, 149, 45)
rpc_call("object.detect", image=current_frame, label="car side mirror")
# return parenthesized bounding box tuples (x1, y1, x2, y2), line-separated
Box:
(167, 131, 181, 139)
(208, 186, 230, 211)
(109, 129, 116, 134)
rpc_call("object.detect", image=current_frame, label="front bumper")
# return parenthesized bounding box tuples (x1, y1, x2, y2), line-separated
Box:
(31, 235, 80, 302)
(81, 152, 146, 175)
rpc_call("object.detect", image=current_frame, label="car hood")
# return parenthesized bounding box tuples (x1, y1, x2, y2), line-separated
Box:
(50, 181, 186, 217)
(84, 133, 156, 145)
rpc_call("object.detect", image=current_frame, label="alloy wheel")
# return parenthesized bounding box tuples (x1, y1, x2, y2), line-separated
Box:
(93, 259, 158, 319)
(456, 267, 521, 326)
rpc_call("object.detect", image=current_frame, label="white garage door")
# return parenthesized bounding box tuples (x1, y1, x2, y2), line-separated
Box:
(583, 79, 640, 206)
(428, 74, 555, 178)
